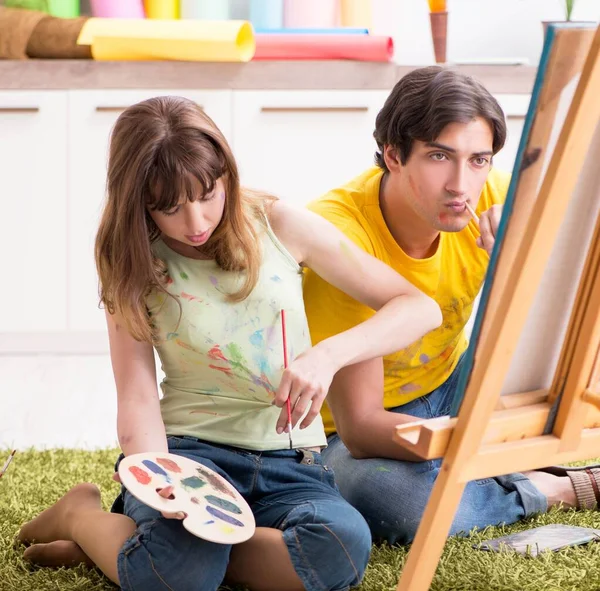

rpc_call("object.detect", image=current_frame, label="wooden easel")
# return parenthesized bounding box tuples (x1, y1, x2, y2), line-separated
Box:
(393, 23, 600, 591)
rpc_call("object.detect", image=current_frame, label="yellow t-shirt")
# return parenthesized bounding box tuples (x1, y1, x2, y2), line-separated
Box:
(303, 166, 510, 435)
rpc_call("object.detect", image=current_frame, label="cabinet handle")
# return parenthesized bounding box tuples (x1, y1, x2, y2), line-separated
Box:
(260, 106, 369, 114)
(0, 107, 40, 113)
(96, 104, 204, 113)
(95, 106, 128, 112)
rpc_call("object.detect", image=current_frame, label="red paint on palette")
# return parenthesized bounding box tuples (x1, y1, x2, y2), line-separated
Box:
(156, 457, 182, 473)
(129, 466, 151, 485)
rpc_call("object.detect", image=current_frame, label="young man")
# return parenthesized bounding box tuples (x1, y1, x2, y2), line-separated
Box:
(303, 66, 599, 545)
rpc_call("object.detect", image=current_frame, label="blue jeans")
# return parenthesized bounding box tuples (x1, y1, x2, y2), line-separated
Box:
(111, 436, 371, 591)
(322, 357, 548, 545)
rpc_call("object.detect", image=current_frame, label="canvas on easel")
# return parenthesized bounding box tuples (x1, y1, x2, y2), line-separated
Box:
(392, 23, 600, 591)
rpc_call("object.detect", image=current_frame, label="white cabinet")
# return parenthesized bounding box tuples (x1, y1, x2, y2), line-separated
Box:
(67, 90, 233, 332)
(232, 90, 389, 206)
(493, 94, 531, 174)
(0, 91, 68, 332)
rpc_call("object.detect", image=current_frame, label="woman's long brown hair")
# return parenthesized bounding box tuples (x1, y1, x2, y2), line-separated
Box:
(95, 96, 268, 343)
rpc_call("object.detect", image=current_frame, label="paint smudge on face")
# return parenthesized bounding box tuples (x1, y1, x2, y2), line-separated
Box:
(270, 275, 282, 282)
(220, 191, 226, 201)
(408, 174, 421, 200)
(129, 466, 151, 485)
(419, 353, 430, 364)
(180, 476, 207, 491)
(249, 330, 264, 348)
(196, 466, 236, 499)
(206, 505, 244, 527)
(142, 460, 170, 480)
(180, 272, 189, 280)
(205, 495, 242, 515)
(209, 276, 218, 286)
(156, 457, 182, 474)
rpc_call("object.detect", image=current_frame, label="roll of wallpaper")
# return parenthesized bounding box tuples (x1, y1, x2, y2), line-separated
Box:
(89, 0, 144, 18)
(340, 0, 372, 29)
(256, 27, 368, 34)
(249, 0, 283, 30)
(78, 18, 255, 62)
(254, 34, 393, 61)
(283, 0, 337, 29)
(5, 0, 80, 17)
(144, 0, 179, 19)
(180, 0, 229, 20)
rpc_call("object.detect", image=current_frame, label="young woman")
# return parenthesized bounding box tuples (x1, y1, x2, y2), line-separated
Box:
(19, 96, 441, 591)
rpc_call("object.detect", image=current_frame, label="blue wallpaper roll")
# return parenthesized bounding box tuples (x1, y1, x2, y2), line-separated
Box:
(249, 0, 283, 30)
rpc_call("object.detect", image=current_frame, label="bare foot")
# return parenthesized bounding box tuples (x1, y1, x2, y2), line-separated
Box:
(524, 471, 577, 509)
(23, 540, 95, 568)
(19, 483, 102, 545)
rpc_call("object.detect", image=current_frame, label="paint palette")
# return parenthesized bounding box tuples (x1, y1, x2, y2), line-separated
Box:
(118, 452, 255, 544)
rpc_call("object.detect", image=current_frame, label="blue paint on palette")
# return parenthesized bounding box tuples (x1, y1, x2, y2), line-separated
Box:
(142, 460, 171, 482)
(206, 505, 244, 527)
(205, 495, 242, 515)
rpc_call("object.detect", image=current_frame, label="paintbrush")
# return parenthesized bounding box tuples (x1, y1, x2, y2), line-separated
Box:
(465, 201, 480, 225)
(281, 309, 293, 450)
(0, 449, 16, 480)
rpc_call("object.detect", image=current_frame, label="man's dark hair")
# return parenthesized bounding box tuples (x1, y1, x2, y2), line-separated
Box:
(374, 66, 507, 170)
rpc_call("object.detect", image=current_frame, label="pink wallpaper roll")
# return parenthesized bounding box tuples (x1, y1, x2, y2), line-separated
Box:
(254, 34, 393, 61)
(90, 0, 145, 18)
(283, 0, 338, 29)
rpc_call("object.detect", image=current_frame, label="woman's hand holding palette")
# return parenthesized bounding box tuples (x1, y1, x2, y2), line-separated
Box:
(118, 452, 255, 544)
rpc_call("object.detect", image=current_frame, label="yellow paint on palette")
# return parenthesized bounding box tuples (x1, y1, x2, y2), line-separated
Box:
(77, 18, 255, 62)
(144, 0, 179, 19)
(220, 525, 236, 535)
(339, 0, 372, 29)
(427, 0, 447, 12)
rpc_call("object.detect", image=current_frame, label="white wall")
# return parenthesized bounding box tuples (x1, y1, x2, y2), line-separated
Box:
(372, 0, 600, 66)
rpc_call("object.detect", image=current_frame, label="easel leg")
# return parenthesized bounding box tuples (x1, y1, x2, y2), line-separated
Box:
(396, 471, 466, 591)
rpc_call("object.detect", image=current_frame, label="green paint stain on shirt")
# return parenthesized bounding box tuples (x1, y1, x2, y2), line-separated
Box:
(225, 342, 246, 365)
(180, 272, 189, 280)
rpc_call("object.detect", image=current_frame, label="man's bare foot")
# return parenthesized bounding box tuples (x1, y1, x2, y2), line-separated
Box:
(18, 483, 102, 545)
(23, 540, 95, 568)
(524, 471, 577, 509)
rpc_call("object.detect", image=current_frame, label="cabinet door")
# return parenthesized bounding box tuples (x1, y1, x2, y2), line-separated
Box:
(493, 94, 531, 174)
(0, 91, 68, 332)
(67, 90, 233, 333)
(232, 90, 389, 206)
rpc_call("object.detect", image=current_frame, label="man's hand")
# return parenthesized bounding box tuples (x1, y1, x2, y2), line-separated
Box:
(476, 204, 503, 256)
(112, 472, 186, 520)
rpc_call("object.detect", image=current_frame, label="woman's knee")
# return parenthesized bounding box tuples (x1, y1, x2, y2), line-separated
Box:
(118, 517, 230, 591)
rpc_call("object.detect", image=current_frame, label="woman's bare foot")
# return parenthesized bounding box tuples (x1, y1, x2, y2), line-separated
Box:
(18, 483, 102, 545)
(23, 540, 95, 568)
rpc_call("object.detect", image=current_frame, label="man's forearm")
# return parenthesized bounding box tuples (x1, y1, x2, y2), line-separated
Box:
(345, 410, 425, 462)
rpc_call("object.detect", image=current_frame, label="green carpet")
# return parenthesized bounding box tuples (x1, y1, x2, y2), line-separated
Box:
(2, 449, 600, 591)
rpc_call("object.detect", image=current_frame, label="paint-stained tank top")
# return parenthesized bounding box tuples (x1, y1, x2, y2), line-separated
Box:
(147, 216, 327, 451)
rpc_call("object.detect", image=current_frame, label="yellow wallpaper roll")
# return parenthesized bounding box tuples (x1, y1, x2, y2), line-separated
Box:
(144, 0, 180, 19)
(77, 18, 255, 61)
(340, 0, 372, 29)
